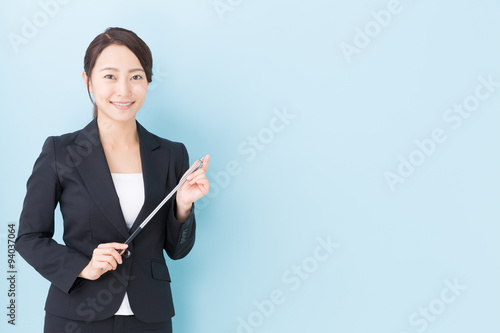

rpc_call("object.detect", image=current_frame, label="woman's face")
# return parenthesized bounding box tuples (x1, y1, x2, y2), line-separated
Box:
(84, 44, 149, 123)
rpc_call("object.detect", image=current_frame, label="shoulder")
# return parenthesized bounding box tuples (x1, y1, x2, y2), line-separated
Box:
(51, 129, 84, 146)
(137, 122, 187, 157)
(45, 118, 100, 151)
(137, 123, 190, 173)
(38, 128, 85, 157)
(154, 134, 187, 155)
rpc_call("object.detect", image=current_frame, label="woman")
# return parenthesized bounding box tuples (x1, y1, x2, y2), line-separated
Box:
(15, 27, 209, 333)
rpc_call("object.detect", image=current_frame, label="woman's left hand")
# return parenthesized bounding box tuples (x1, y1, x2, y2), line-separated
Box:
(175, 154, 210, 220)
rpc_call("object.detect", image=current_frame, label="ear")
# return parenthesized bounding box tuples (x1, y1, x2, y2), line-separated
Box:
(82, 71, 93, 93)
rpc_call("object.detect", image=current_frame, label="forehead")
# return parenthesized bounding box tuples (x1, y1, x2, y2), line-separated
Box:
(95, 44, 143, 70)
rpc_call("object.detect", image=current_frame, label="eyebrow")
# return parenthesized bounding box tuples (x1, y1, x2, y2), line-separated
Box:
(99, 67, 145, 73)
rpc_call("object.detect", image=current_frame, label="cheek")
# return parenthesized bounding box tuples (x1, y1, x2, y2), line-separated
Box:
(92, 82, 112, 100)
(134, 84, 149, 99)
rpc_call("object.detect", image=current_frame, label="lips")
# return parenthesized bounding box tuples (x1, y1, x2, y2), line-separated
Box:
(110, 101, 135, 110)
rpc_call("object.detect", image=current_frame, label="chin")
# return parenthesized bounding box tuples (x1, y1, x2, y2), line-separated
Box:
(99, 109, 139, 123)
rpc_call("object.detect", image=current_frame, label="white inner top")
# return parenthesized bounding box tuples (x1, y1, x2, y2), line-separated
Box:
(110, 173, 145, 316)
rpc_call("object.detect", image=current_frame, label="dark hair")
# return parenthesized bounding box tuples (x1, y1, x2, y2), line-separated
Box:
(83, 27, 153, 118)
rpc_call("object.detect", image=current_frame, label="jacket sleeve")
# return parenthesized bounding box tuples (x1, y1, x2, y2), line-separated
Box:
(164, 143, 196, 260)
(15, 137, 90, 294)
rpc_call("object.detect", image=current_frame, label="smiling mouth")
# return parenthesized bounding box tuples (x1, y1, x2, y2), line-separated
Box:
(110, 101, 135, 109)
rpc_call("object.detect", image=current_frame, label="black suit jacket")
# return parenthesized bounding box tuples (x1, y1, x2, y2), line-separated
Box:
(15, 118, 196, 323)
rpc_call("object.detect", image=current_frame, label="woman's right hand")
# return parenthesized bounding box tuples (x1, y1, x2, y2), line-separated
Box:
(78, 243, 128, 280)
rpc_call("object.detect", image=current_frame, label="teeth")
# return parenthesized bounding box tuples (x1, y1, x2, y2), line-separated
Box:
(113, 102, 133, 106)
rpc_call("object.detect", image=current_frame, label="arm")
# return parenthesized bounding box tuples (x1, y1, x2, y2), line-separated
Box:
(164, 196, 196, 260)
(164, 145, 209, 260)
(15, 137, 90, 294)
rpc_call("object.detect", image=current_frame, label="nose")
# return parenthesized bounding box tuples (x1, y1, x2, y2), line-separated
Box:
(116, 77, 132, 97)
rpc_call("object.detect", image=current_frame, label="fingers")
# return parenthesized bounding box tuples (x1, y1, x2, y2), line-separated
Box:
(92, 253, 118, 271)
(183, 157, 204, 177)
(96, 243, 128, 253)
(186, 169, 205, 182)
(187, 173, 209, 190)
(97, 242, 128, 250)
(93, 243, 128, 270)
(182, 155, 210, 178)
(186, 174, 209, 195)
(193, 154, 209, 172)
(79, 243, 128, 280)
(98, 243, 128, 263)
(201, 154, 210, 171)
(186, 155, 209, 183)
(176, 155, 211, 207)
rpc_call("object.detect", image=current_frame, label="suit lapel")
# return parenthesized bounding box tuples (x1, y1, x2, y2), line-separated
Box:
(128, 122, 169, 234)
(70, 118, 170, 242)
(70, 118, 130, 240)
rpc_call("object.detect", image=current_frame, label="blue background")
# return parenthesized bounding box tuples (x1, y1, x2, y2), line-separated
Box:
(1, 0, 499, 332)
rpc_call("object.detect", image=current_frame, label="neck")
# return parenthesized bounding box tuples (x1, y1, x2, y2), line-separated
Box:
(97, 114, 139, 147)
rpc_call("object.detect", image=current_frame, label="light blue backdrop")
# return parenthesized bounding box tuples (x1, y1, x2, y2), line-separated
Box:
(1, 0, 499, 332)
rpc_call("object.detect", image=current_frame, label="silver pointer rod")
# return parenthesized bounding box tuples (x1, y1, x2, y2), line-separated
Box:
(120, 156, 205, 258)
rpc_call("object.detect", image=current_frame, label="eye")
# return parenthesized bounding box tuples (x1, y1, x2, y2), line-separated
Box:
(132, 75, 143, 80)
(104, 74, 115, 79)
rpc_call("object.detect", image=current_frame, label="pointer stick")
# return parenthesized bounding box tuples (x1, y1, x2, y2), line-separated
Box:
(120, 156, 205, 258)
